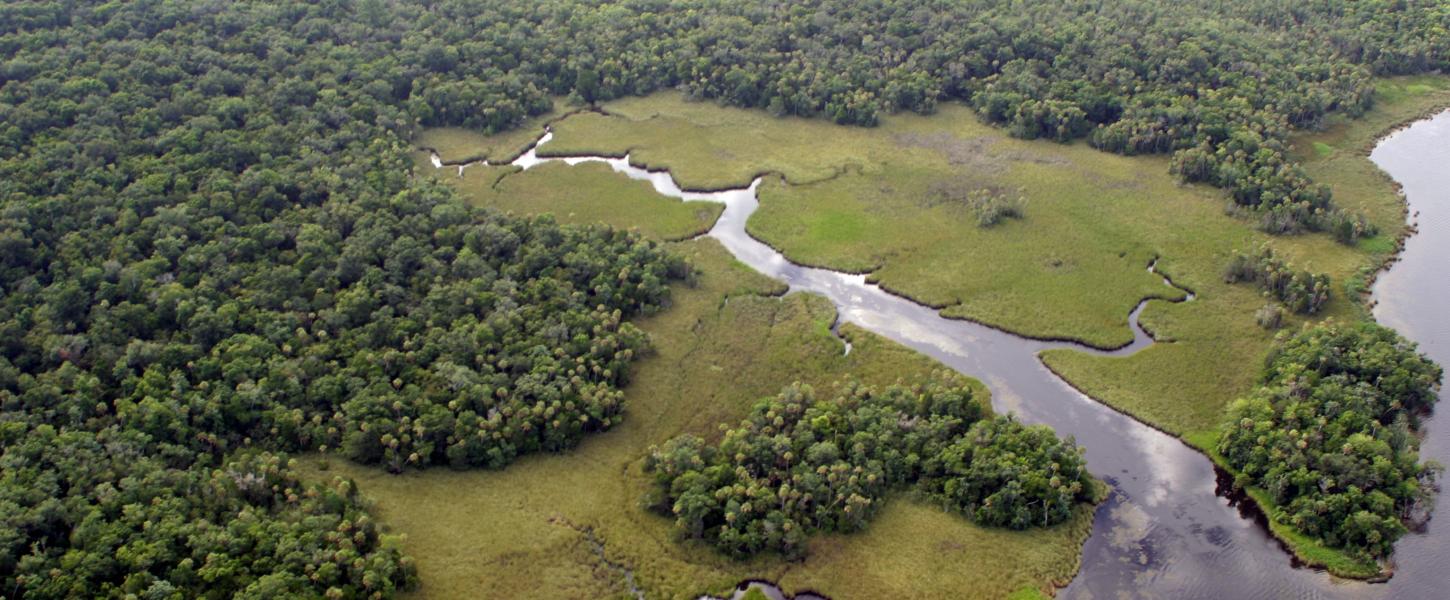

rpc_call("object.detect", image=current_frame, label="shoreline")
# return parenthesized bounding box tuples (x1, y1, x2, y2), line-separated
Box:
(1181, 101, 1450, 581)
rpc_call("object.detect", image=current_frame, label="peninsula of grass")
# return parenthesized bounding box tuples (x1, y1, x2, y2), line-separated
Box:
(299, 239, 1094, 599)
(414, 156, 724, 241)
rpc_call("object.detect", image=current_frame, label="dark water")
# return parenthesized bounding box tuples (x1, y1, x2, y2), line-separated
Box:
(1368, 110, 1450, 599)
(429, 113, 1450, 598)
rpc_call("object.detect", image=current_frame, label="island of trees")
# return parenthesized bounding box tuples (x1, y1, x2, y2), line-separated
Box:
(1219, 322, 1442, 560)
(646, 381, 1094, 557)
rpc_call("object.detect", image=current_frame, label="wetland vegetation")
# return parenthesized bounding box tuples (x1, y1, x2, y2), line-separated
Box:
(414, 158, 724, 242)
(1223, 247, 1332, 315)
(4, 0, 1450, 597)
(417, 77, 1450, 581)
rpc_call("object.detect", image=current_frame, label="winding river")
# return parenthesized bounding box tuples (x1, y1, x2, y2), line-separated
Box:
(430, 110, 1450, 598)
(1365, 110, 1450, 600)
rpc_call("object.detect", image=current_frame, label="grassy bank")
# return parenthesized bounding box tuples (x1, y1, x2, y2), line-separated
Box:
(414, 97, 567, 164)
(1294, 75, 1450, 298)
(415, 157, 724, 241)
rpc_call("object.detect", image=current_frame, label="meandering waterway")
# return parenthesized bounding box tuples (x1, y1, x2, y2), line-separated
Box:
(429, 110, 1450, 598)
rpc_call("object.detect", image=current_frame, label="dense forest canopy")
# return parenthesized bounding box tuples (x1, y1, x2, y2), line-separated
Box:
(1, 0, 1447, 597)
(1, 1, 685, 596)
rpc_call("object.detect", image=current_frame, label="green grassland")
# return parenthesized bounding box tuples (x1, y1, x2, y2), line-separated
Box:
(299, 239, 1093, 599)
(534, 92, 1371, 435)
(414, 156, 724, 241)
(1294, 75, 1450, 259)
(750, 118, 1194, 350)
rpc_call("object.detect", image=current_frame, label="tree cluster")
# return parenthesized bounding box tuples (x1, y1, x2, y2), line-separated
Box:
(644, 381, 1093, 558)
(1224, 247, 1332, 315)
(1254, 303, 1287, 330)
(925, 182, 1027, 228)
(1218, 322, 1443, 559)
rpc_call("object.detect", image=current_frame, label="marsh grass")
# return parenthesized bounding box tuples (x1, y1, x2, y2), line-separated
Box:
(542, 96, 1188, 347)
(539, 99, 883, 189)
(517, 87, 1437, 437)
(537, 94, 1310, 431)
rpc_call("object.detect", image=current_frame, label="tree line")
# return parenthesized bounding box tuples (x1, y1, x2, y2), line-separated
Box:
(388, 0, 1445, 240)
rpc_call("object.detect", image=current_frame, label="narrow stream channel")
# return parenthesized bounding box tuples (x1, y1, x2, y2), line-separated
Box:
(428, 112, 1450, 597)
